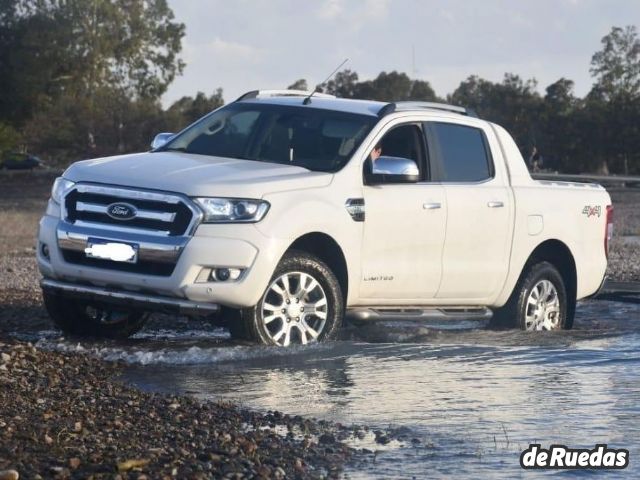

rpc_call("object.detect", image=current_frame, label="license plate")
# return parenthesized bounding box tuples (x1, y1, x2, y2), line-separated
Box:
(85, 238, 139, 264)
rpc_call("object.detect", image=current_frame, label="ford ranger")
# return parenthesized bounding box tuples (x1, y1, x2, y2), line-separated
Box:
(37, 90, 613, 346)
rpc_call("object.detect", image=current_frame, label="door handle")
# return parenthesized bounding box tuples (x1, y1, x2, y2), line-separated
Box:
(487, 201, 504, 208)
(423, 202, 442, 210)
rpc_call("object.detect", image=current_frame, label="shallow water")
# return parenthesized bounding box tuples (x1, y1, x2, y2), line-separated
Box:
(34, 299, 640, 478)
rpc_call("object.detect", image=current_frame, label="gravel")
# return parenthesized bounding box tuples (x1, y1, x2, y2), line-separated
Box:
(0, 340, 356, 479)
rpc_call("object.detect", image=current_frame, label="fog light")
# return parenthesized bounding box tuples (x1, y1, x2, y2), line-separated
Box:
(209, 267, 243, 282)
(215, 268, 231, 281)
(41, 243, 50, 259)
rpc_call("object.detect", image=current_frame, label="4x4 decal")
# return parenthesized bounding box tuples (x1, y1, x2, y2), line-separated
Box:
(582, 205, 602, 218)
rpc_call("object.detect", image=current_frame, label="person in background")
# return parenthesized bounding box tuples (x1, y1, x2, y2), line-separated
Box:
(529, 146, 543, 172)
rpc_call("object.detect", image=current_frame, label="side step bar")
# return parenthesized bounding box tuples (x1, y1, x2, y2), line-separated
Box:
(346, 306, 492, 322)
(40, 278, 219, 315)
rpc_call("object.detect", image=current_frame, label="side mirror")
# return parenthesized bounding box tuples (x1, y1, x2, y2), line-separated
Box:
(151, 132, 175, 149)
(364, 156, 420, 185)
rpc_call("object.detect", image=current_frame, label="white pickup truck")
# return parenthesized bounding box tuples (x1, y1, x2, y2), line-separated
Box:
(38, 90, 612, 346)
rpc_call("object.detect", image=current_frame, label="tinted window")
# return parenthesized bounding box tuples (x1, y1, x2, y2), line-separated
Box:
(379, 124, 423, 164)
(431, 123, 492, 182)
(158, 103, 376, 172)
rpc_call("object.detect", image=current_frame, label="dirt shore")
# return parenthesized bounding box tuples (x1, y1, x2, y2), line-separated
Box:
(0, 170, 639, 479)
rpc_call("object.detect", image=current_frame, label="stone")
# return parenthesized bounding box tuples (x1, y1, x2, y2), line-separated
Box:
(0, 470, 19, 480)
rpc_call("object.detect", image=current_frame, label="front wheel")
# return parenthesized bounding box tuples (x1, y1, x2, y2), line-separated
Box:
(491, 261, 569, 331)
(229, 251, 344, 346)
(43, 291, 149, 339)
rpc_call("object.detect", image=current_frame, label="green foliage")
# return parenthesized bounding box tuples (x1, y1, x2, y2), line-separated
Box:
(353, 71, 438, 102)
(0, 122, 21, 154)
(585, 26, 640, 174)
(1, 10, 639, 174)
(166, 90, 224, 129)
(449, 74, 542, 160)
(287, 79, 308, 91)
(591, 25, 640, 100)
(324, 69, 359, 98)
(0, 0, 187, 163)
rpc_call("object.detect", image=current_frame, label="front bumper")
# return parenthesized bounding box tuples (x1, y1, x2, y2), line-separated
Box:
(37, 213, 285, 308)
(41, 278, 219, 315)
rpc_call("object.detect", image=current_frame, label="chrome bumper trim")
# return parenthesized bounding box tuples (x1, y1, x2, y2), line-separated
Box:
(41, 278, 219, 314)
(57, 220, 187, 263)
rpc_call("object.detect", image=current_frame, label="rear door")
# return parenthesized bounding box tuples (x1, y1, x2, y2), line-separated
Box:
(425, 121, 512, 300)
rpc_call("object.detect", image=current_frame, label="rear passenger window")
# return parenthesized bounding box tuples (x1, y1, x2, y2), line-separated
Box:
(430, 123, 493, 182)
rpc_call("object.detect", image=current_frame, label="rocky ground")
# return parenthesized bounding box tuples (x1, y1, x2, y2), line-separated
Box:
(605, 188, 640, 282)
(0, 340, 360, 480)
(0, 170, 639, 479)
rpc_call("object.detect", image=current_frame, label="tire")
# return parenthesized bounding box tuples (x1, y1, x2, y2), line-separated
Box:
(491, 261, 569, 331)
(229, 250, 344, 346)
(43, 291, 149, 339)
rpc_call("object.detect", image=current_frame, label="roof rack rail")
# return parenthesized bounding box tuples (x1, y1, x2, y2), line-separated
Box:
(378, 101, 478, 118)
(236, 89, 336, 101)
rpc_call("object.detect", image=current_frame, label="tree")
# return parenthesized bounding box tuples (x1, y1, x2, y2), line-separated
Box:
(0, 122, 21, 154)
(539, 78, 581, 172)
(449, 74, 542, 154)
(409, 79, 438, 102)
(287, 79, 308, 91)
(1, 0, 185, 161)
(325, 69, 359, 98)
(590, 25, 640, 100)
(166, 89, 224, 128)
(588, 26, 640, 173)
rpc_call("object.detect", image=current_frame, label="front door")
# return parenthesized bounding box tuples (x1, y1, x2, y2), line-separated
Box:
(360, 123, 447, 301)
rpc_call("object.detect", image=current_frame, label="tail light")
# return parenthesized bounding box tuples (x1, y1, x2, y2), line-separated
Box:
(605, 205, 613, 259)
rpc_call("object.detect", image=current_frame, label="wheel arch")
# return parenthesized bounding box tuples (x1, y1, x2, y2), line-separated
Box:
(284, 232, 349, 302)
(521, 239, 577, 319)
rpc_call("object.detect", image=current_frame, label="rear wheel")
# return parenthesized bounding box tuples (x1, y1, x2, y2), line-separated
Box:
(43, 291, 149, 339)
(491, 261, 569, 331)
(228, 251, 344, 346)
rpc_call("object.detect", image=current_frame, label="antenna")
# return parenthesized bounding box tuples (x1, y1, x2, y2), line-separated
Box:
(412, 44, 416, 78)
(303, 58, 349, 105)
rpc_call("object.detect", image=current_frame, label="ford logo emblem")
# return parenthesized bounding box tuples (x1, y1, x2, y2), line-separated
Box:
(106, 202, 137, 221)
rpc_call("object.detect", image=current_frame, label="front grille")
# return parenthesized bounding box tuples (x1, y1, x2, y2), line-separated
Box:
(64, 186, 195, 236)
(61, 251, 176, 276)
(58, 184, 197, 276)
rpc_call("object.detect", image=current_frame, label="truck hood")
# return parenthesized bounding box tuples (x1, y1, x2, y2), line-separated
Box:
(63, 152, 333, 197)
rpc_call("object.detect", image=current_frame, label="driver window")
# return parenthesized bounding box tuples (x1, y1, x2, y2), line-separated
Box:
(369, 124, 427, 180)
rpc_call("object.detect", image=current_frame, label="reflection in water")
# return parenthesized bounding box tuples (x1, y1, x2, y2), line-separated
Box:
(40, 300, 640, 478)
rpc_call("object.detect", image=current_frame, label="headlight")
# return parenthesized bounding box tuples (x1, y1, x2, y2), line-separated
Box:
(51, 177, 75, 204)
(193, 197, 270, 223)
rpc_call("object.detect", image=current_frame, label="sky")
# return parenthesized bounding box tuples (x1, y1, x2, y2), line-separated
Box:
(163, 0, 640, 106)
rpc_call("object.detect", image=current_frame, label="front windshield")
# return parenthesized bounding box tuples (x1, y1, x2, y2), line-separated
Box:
(158, 102, 376, 172)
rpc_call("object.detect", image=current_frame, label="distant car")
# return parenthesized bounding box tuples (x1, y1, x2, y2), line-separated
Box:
(1, 152, 44, 170)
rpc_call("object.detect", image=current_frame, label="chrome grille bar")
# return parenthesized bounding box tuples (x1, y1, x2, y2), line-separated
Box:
(76, 201, 177, 222)
(63, 183, 203, 237)
(74, 184, 183, 203)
